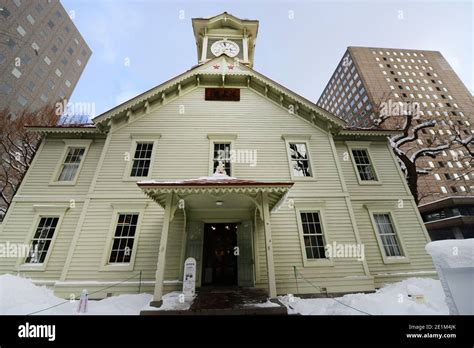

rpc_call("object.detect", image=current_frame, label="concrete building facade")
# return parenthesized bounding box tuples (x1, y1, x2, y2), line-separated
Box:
(317, 47, 473, 240)
(0, 0, 91, 115)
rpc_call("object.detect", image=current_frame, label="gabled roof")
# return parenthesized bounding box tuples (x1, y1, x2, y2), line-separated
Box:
(91, 55, 346, 133)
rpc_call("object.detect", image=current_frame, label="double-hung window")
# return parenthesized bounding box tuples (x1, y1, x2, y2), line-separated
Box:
(57, 147, 85, 181)
(300, 212, 326, 259)
(108, 214, 138, 263)
(130, 142, 153, 177)
(352, 149, 377, 181)
(289, 143, 312, 177)
(25, 217, 59, 264)
(373, 213, 403, 257)
(213, 142, 231, 176)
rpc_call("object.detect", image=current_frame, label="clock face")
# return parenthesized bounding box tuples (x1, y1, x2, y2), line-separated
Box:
(210, 40, 240, 57)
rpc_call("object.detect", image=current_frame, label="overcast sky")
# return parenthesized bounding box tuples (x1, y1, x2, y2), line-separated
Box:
(62, 0, 473, 117)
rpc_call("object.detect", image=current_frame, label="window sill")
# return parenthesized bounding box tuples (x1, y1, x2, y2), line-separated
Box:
(290, 177, 318, 182)
(122, 177, 150, 182)
(100, 263, 135, 272)
(302, 258, 334, 267)
(357, 180, 383, 186)
(382, 256, 410, 265)
(49, 181, 77, 186)
(17, 263, 47, 271)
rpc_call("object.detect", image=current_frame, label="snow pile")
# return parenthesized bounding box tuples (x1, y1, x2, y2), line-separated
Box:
(141, 292, 194, 312)
(279, 278, 448, 315)
(425, 239, 474, 268)
(0, 275, 449, 315)
(425, 239, 474, 315)
(0, 274, 152, 315)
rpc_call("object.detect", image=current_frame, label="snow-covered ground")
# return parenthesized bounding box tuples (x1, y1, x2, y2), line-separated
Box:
(0, 274, 448, 315)
(279, 278, 448, 315)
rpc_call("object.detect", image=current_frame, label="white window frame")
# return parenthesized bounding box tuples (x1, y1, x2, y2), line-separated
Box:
(207, 134, 237, 176)
(100, 202, 147, 271)
(282, 135, 316, 181)
(123, 134, 160, 181)
(295, 202, 333, 267)
(346, 141, 382, 185)
(16, 204, 69, 271)
(365, 206, 409, 264)
(50, 139, 92, 186)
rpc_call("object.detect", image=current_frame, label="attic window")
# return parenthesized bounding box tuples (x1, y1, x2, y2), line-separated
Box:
(205, 88, 240, 101)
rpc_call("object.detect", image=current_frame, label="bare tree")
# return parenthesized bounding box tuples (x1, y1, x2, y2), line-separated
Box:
(0, 104, 60, 219)
(369, 93, 473, 204)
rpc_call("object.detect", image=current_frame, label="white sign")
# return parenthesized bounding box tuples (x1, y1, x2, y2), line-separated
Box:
(183, 257, 196, 297)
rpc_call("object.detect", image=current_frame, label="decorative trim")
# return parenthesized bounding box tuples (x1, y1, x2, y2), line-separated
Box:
(130, 133, 162, 140)
(207, 133, 238, 140)
(281, 134, 312, 141)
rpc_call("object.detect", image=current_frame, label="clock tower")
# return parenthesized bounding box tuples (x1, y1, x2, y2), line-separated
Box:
(192, 12, 259, 68)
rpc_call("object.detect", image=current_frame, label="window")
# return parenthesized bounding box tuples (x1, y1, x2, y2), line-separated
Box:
(6, 38, 16, 50)
(11, 68, 21, 78)
(130, 142, 153, 177)
(373, 213, 403, 257)
(300, 212, 326, 259)
(0, 82, 12, 94)
(213, 143, 231, 176)
(25, 217, 59, 264)
(47, 19, 55, 29)
(44, 56, 51, 65)
(108, 214, 138, 263)
(26, 80, 35, 92)
(17, 94, 27, 106)
(441, 186, 448, 194)
(288, 143, 312, 177)
(352, 149, 377, 181)
(58, 147, 85, 181)
(17, 25, 26, 36)
(27, 14, 35, 24)
(1, 6, 11, 18)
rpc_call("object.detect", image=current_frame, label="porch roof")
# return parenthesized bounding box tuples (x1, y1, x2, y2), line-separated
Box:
(137, 176, 294, 211)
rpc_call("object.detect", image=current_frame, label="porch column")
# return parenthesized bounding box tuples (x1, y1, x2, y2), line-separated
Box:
(262, 191, 277, 298)
(151, 192, 174, 307)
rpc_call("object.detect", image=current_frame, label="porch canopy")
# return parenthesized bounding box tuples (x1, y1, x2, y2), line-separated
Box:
(137, 176, 294, 305)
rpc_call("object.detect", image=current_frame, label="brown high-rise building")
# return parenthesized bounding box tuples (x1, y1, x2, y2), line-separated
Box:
(0, 0, 91, 115)
(317, 47, 473, 241)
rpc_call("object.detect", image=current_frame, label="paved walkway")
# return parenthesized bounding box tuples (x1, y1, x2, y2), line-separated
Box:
(141, 287, 288, 315)
(190, 287, 271, 310)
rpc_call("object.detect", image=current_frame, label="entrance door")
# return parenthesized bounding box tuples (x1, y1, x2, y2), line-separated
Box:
(202, 223, 237, 286)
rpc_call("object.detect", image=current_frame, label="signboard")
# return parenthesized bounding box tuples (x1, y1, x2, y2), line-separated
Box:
(205, 88, 240, 101)
(182, 257, 196, 297)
